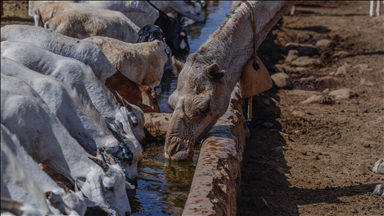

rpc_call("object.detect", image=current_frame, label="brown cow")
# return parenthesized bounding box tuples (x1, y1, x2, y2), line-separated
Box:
(106, 71, 160, 113)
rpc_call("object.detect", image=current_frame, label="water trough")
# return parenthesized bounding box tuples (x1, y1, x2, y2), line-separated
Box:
(134, 1, 249, 215)
(144, 85, 249, 215)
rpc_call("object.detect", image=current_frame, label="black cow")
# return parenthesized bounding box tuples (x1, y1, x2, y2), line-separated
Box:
(137, 24, 173, 73)
(146, 0, 190, 61)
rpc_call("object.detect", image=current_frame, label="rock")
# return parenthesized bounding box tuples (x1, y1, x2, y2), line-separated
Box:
(270, 72, 293, 89)
(274, 64, 297, 73)
(363, 143, 371, 148)
(316, 76, 340, 86)
(285, 89, 322, 96)
(284, 42, 319, 56)
(315, 39, 334, 48)
(328, 88, 357, 100)
(332, 51, 349, 58)
(285, 50, 299, 63)
(354, 64, 373, 72)
(295, 67, 308, 73)
(290, 106, 306, 118)
(301, 95, 334, 105)
(334, 65, 348, 76)
(323, 88, 330, 94)
(360, 78, 374, 86)
(372, 158, 384, 174)
(291, 56, 321, 67)
(301, 95, 323, 104)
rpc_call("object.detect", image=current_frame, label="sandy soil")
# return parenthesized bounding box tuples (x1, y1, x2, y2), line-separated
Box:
(2, 1, 383, 216)
(1, 1, 33, 27)
(237, 1, 384, 216)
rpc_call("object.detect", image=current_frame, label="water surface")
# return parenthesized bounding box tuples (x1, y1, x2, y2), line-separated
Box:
(156, 0, 232, 114)
(131, 1, 232, 215)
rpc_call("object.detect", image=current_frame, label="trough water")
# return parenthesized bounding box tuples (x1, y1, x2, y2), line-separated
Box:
(130, 1, 232, 215)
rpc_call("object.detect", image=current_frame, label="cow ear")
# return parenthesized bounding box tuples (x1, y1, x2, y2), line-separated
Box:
(204, 63, 225, 81)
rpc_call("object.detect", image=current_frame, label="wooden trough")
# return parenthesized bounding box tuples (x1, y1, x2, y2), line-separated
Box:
(144, 85, 249, 215)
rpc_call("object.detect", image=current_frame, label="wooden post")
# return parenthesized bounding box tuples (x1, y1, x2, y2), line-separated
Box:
(247, 96, 253, 120)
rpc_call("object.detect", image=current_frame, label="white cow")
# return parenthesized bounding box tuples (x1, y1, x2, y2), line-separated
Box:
(84, 36, 169, 89)
(1, 127, 52, 216)
(1, 125, 87, 215)
(150, 0, 205, 22)
(0, 25, 143, 143)
(1, 74, 131, 216)
(80, 1, 159, 28)
(0, 56, 127, 159)
(1, 42, 144, 181)
(38, 2, 140, 43)
(1, 25, 116, 83)
(29, 1, 158, 28)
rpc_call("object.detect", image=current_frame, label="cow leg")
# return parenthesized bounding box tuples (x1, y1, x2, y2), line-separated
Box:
(370, 0, 375, 17)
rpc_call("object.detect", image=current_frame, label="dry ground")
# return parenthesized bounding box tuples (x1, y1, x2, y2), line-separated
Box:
(238, 1, 384, 216)
(1, 1, 383, 216)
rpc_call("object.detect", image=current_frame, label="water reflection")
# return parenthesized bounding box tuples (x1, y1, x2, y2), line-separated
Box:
(156, 0, 232, 114)
(132, 1, 232, 215)
(130, 143, 200, 215)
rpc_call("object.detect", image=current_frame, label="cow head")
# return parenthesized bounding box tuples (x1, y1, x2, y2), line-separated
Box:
(78, 151, 131, 216)
(46, 182, 87, 216)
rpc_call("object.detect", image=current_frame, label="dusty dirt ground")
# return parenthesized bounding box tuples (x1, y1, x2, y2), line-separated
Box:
(237, 1, 384, 216)
(2, 1, 383, 216)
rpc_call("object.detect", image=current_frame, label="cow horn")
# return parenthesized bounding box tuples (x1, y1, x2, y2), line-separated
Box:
(123, 98, 133, 112)
(57, 181, 70, 193)
(115, 90, 133, 112)
(101, 152, 116, 165)
(88, 156, 109, 172)
(109, 123, 126, 140)
(95, 148, 105, 161)
(74, 179, 79, 192)
(114, 90, 128, 109)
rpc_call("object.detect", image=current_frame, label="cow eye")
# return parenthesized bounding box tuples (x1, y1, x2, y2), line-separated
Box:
(199, 107, 209, 114)
(105, 187, 113, 192)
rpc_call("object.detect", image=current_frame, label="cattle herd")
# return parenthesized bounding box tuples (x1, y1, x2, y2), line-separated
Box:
(1, 1, 205, 215)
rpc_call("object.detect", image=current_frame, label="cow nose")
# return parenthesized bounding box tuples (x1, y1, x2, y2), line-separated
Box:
(125, 211, 131, 216)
